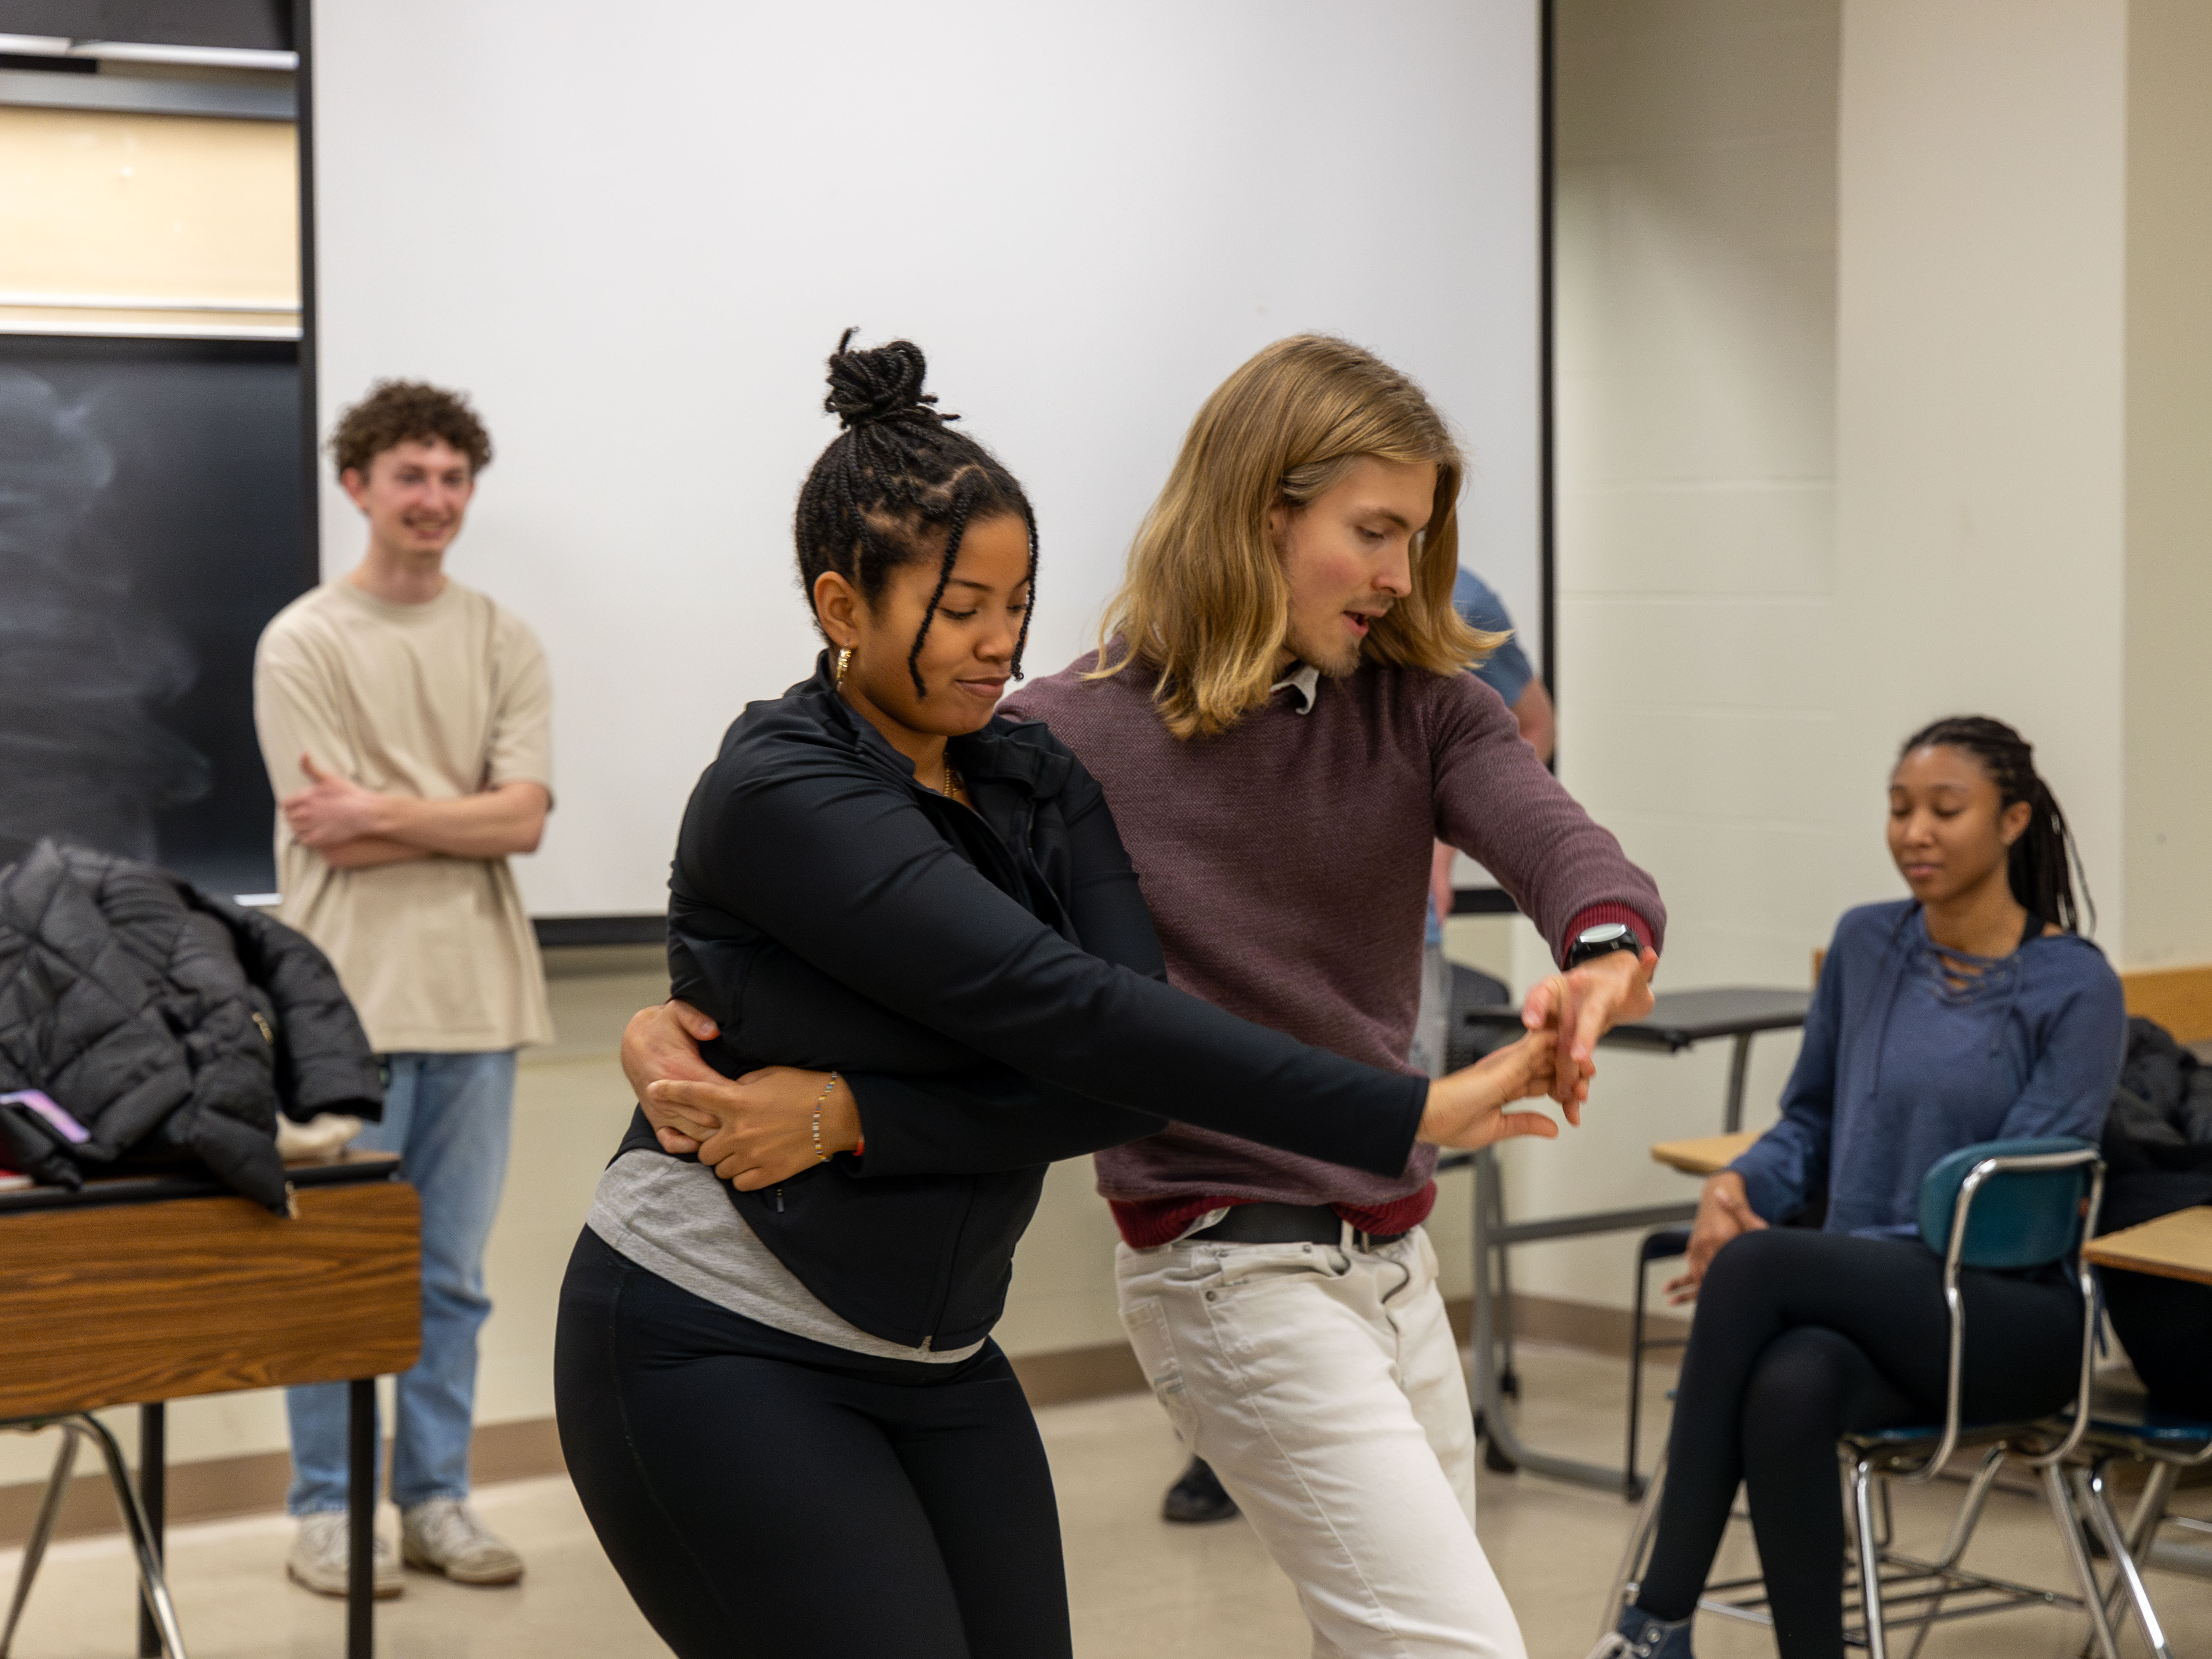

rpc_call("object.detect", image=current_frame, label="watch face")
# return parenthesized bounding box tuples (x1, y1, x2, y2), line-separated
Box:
(1578, 923, 1633, 947)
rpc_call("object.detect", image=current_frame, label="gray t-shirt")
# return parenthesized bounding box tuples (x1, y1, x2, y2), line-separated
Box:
(586, 1153, 983, 1363)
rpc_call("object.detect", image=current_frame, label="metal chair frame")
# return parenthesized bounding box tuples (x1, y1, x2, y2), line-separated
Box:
(2065, 1386, 2212, 1659)
(2, 1413, 188, 1659)
(1600, 1146, 2113, 1659)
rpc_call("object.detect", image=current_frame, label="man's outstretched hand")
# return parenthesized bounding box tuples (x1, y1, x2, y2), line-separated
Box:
(622, 998, 722, 1153)
(1518, 946, 1658, 1122)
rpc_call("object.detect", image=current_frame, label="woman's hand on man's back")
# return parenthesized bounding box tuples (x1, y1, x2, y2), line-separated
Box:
(1667, 1172, 1766, 1305)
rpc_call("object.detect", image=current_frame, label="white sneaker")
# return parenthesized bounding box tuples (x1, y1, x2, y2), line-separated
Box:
(400, 1498, 526, 1586)
(286, 1512, 403, 1599)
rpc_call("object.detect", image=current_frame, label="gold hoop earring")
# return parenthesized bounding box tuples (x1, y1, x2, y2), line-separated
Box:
(834, 646, 852, 687)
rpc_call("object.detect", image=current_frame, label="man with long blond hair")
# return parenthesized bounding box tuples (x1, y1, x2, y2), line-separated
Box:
(621, 335, 1662, 1656)
(1003, 335, 1663, 1657)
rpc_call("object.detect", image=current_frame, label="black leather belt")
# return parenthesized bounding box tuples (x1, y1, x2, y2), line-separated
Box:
(1189, 1201, 1408, 1249)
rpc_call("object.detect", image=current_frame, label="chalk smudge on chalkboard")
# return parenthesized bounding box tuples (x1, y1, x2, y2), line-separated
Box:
(0, 367, 212, 863)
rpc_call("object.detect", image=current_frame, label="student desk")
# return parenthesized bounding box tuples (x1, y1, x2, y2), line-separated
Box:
(0, 1153, 419, 1659)
(1449, 988, 1813, 1493)
(1650, 1130, 1762, 1178)
(2083, 1206, 2212, 1287)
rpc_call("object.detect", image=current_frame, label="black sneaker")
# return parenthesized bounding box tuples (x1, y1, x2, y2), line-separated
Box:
(1586, 1607, 1694, 1658)
(1161, 1456, 1239, 1524)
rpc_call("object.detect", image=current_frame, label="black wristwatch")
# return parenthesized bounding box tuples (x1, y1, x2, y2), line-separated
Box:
(1565, 921, 1642, 969)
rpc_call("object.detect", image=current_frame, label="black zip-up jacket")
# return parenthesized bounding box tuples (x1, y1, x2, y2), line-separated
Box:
(618, 655, 1427, 1350)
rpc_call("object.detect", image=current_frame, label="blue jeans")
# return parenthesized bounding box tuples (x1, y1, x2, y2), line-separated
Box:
(286, 1049, 517, 1515)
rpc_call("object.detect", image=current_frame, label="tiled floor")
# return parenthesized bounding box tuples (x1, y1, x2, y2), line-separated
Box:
(3, 1345, 2204, 1657)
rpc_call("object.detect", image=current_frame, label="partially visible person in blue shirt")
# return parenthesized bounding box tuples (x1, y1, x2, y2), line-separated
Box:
(1453, 568, 1544, 728)
(1414, 569, 1554, 1075)
(1600, 715, 2125, 1659)
(1727, 897, 2119, 1235)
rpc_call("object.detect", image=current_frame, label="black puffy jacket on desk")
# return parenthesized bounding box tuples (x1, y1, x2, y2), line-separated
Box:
(0, 839, 383, 1210)
(620, 654, 1428, 1352)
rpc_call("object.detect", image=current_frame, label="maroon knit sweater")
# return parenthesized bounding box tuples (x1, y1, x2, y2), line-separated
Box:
(1003, 650, 1666, 1247)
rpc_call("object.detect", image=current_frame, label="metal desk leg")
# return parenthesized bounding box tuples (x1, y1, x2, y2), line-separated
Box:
(1486, 1154, 1519, 1400)
(1470, 1151, 1661, 1492)
(348, 1379, 374, 1659)
(138, 1403, 164, 1659)
(1723, 1032, 1754, 1133)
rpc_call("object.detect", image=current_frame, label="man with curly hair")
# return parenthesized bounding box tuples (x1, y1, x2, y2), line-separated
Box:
(254, 380, 552, 1599)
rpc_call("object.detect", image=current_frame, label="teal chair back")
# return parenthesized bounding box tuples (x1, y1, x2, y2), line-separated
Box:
(1918, 1136, 2097, 1269)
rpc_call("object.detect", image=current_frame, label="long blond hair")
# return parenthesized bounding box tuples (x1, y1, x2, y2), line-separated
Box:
(1093, 335, 1502, 739)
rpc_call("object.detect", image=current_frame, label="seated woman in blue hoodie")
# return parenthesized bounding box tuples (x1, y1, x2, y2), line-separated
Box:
(1593, 716, 2126, 1659)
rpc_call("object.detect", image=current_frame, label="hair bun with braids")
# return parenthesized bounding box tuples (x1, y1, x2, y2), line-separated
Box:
(824, 329, 949, 431)
(795, 331, 1037, 695)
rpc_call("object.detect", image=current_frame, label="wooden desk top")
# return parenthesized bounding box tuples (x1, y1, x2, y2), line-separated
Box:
(1651, 1131, 1761, 1177)
(0, 1169, 420, 1418)
(2083, 1206, 2212, 1288)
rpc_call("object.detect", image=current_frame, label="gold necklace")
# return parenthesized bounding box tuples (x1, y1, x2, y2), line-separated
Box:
(942, 757, 964, 800)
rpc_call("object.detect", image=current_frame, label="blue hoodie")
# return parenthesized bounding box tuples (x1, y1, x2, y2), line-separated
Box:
(1730, 900, 2125, 1237)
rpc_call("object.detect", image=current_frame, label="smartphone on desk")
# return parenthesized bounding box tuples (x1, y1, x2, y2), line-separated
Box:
(0, 1089, 90, 1144)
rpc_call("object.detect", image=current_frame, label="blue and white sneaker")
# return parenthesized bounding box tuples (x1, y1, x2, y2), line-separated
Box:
(1585, 1606, 1694, 1659)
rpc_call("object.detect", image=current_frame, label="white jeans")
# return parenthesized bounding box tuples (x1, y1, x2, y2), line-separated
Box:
(1117, 1226, 1526, 1659)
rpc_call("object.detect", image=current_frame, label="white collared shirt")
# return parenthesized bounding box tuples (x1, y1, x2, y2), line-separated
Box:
(1270, 662, 1321, 714)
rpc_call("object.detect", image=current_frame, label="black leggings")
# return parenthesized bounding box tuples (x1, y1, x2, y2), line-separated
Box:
(1635, 1229, 2080, 1659)
(553, 1228, 1070, 1659)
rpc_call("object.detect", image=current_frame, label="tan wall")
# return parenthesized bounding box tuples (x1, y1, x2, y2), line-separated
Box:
(0, 104, 298, 336)
(2122, 0, 2212, 967)
(1834, 0, 2129, 943)
(1511, 0, 1839, 1310)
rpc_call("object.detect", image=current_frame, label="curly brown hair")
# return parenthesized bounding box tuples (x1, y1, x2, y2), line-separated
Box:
(330, 380, 494, 480)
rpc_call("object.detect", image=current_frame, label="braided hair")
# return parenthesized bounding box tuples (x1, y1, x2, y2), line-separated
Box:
(794, 330, 1037, 696)
(1899, 715, 2093, 934)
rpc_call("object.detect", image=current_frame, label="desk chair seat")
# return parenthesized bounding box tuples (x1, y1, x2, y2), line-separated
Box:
(1601, 1140, 2121, 1659)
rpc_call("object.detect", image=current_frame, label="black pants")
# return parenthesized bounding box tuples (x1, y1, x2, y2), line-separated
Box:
(553, 1228, 1070, 1659)
(1635, 1229, 2080, 1659)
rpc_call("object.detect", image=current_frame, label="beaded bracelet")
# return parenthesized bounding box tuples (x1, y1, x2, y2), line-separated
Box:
(812, 1072, 842, 1164)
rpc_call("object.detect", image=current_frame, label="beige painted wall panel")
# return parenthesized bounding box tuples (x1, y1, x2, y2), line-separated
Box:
(2122, 0, 2212, 966)
(0, 105, 298, 309)
(1835, 0, 2129, 939)
(1534, 0, 1840, 1310)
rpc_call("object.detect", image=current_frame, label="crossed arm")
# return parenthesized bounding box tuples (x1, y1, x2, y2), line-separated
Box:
(281, 753, 549, 867)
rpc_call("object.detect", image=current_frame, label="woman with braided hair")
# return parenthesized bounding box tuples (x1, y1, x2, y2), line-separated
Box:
(1591, 716, 2125, 1659)
(553, 334, 1566, 1658)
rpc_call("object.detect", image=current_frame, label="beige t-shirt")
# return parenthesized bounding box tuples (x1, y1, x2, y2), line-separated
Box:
(252, 578, 555, 1053)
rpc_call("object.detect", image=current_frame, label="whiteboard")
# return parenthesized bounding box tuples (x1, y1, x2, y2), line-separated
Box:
(311, 0, 1541, 917)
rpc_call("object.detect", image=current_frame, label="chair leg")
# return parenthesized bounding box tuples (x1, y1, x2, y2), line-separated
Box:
(1929, 1446, 2007, 1572)
(2073, 1462, 2172, 1659)
(0, 1429, 80, 1659)
(2124, 1460, 2178, 1558)
(1626, 1255, 1649, 1495)
(74, 1415, 188, 1659)
(1853, 1457, 1889, 1659)
(1599, 1452, 1667, 1643)
(2041, 1459, 2121, 1659)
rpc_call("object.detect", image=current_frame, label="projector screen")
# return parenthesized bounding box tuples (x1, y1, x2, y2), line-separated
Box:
(311, 0, 1541, 918)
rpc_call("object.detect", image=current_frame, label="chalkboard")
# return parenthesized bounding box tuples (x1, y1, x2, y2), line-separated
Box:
(0, 335, 307, 898)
